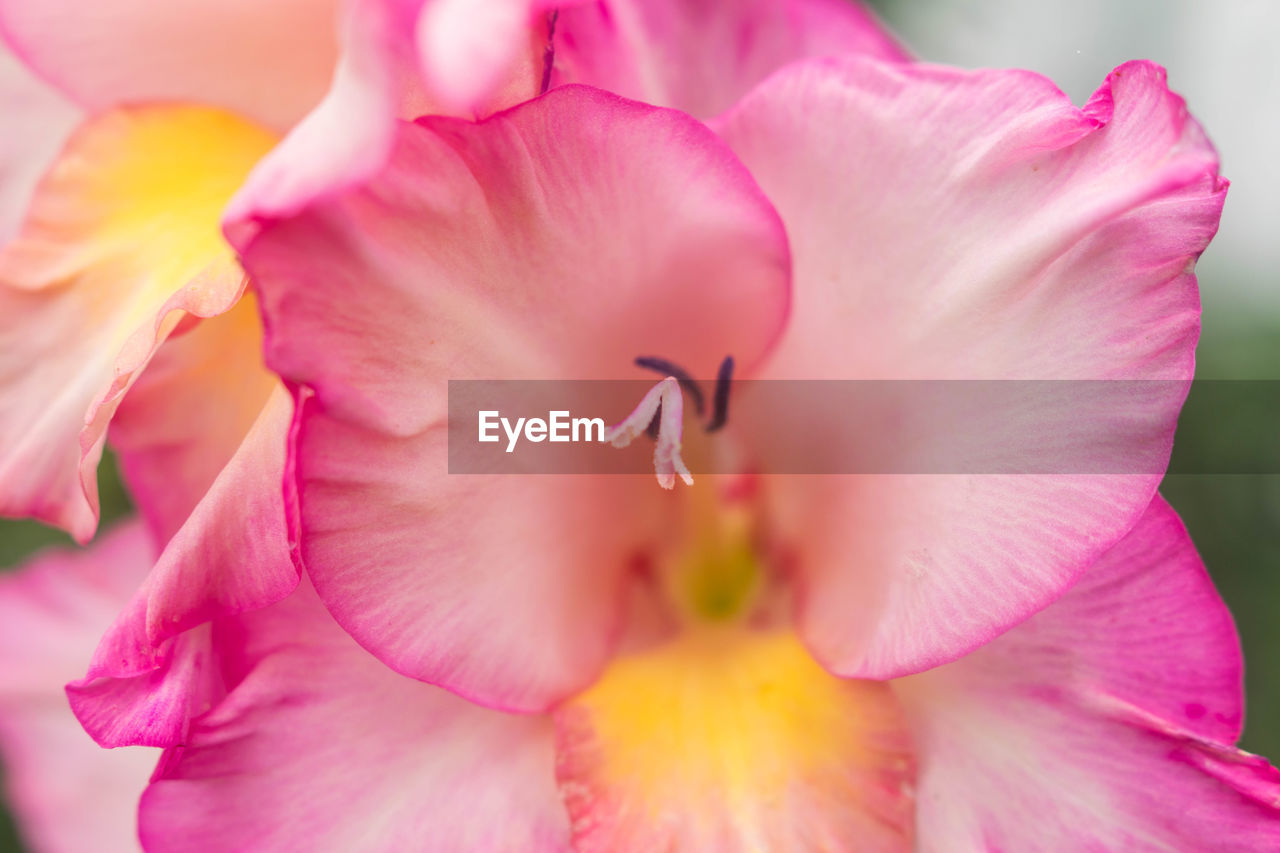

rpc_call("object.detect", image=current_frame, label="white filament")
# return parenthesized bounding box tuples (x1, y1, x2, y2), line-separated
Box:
(604, 377, 694, 489)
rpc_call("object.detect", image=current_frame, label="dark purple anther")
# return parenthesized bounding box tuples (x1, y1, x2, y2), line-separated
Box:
(705, 356, 734, 433)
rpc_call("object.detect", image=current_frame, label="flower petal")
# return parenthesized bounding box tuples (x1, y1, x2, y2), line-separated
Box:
(0, 522, 160, 853)
(894, 497, 1280, 850)
(66, 627, 212, 749)
(246, 85, 791, 711)
(0, 40, 78, 243)
(416, 0, 557, 111)
(718, 58, 1220, 382)
(915, 493, 1244, 743)
(555, 0, 908, 117)
(110, 293, 279, 545)
(139, 581, 570, 852)
(0, 105, 275, 541)
(224, 0, 548, 235)
(68, 386, 298, 747)
(714, 58, 1225, 677)
(0, 0, 339, 129)
(554, 629, 913, 852)
(221, 0, 417, 229)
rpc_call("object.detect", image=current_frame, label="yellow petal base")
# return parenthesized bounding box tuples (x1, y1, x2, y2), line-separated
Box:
(555, 629, 915, 852)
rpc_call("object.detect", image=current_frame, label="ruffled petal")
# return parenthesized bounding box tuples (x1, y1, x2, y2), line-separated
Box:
(66, 627, 213, 749)
(0, 105, 275, 541)
(895, 497, 1280, 851)
(0, 0, 339, 130)
(714, 58, 1225, 677)
(246, 85, 791, 711)
(140, 581, 570, 852)
(0, 522, 160, 852)
(68, 387, 298, 747)
(554, 0, 908, 117)
(718, 58, 1220, 382)
(110, 293, 278, 544)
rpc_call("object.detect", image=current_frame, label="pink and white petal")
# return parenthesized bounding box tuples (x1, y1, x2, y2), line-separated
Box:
(0, 522, 160, 852)
(69, 387, 298, 748)
(0, 106, 274, 541)
(140, 581, 570, 853)
(717, 58, 1220, 382)
(245, 85, 791, 711)
(284, 416, 652, 714)
(715, 58, 1225, 677)
(111, 385, 296, 654)
(0, 0, 339, 130)
(894, 497, 1280, 851)
(555, 0, 907, 118)
(939, 494, 1243, 743)
(0, 40, 78, 243)
(110, 294, 278, 545)
(905, 698, 1280, 852)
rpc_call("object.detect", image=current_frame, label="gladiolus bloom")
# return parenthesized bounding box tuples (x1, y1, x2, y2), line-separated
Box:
(108, 49, 1273, 849)
(0, 1, 1275, 850)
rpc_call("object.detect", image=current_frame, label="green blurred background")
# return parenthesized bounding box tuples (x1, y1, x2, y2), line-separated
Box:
(2, 0, 1278, 850)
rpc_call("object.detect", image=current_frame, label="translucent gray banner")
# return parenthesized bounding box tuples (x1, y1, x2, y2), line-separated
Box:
(446, 380, 1280, 475)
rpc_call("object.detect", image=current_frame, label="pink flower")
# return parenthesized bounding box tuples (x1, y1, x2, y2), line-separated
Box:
(0, 1, 1271, 849)
(110, 51, 1264, 848)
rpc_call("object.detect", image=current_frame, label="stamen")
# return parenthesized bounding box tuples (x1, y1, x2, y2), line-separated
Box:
(635, 356, 705, 416)
(704, 356, 735, 433)
(605, 377, 694, 489)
